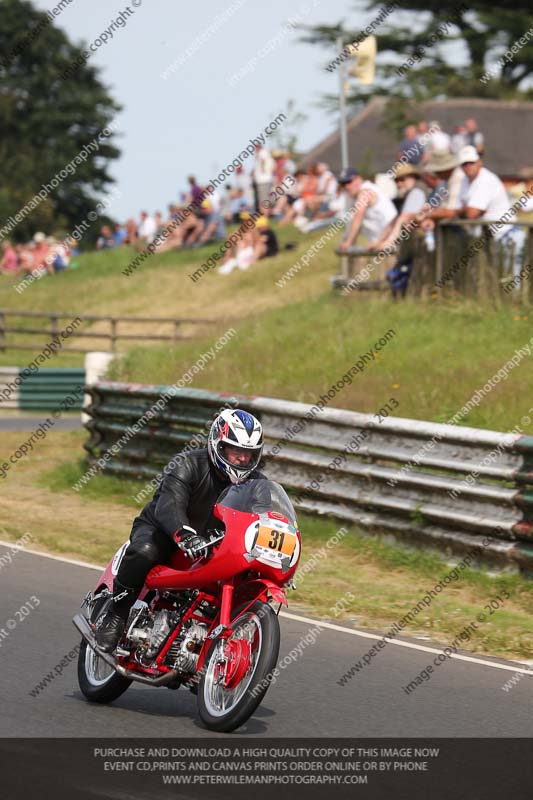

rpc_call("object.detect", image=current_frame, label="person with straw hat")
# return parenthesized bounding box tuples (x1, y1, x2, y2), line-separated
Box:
(422, 150, 465, 222)
(367, 163, 426, 251)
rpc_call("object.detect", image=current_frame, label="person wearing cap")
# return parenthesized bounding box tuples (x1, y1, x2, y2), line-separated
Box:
(337, 167, 397, 253)
(367, 163, 427, 252)
(457, 145, 525, 275)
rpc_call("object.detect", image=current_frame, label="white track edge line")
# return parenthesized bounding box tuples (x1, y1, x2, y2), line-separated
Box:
(2, 540, 531, 677)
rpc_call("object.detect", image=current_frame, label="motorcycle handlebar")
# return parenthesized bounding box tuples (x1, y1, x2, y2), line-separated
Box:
(190, 529, 225, 556)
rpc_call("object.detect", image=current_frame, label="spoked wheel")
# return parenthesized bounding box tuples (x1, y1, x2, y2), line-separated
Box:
(198, 600, 280, 732)
(77, 596, 132, 704)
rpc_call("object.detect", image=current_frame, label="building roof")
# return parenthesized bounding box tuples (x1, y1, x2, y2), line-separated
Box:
(300, 97, 533, 179)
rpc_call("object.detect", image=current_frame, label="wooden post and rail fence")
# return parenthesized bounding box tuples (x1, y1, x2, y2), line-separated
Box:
(0, 310, 214, 354)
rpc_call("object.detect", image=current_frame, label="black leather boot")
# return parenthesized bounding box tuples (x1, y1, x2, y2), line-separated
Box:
(95, 580, 137, 653)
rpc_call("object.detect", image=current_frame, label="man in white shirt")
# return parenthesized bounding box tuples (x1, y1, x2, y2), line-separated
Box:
(337, 167, 397, 252)
(458, 145, 525, 275)
(138, 211, 157, 242)
(253, 145, 275, 211)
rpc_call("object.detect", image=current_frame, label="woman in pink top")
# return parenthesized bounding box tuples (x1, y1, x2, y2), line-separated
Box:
(1, 241, 18, 274)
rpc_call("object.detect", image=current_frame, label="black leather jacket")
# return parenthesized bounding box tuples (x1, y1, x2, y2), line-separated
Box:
(134, 448, 265, 540)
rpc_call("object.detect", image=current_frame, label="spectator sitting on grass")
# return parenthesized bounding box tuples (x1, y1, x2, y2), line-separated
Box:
(298, 162, 338, 228)
(301, 184, 348, 233)
(186, 175, 205, 208)
(193, 199, 227, 247)
(337, 167, 397, 253)
(47, 236, 70, 272)
(282, 166, 319, 228)
(255, 216, 279, 260)
(228, 188, 253, 223)
(218, 225, 257, 275)
(113, 223, 127, 246)
(96, 225, 116, 250)
(33, 232, 52, 274)
(368, 164, 427, 251)
(125, 218, 138, 244)
(1, 240, 19, 275)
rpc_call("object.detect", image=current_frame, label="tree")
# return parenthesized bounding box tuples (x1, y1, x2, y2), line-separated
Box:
(300, 1, 533, 117)
(0, 0, 121, 243)
(268, 99, 308, 159)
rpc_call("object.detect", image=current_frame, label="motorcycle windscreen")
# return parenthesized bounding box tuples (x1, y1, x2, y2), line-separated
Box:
(216, 478, 297, 524)
(216, 479, 300, 574)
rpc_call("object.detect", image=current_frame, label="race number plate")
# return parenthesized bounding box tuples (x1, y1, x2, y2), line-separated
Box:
(253, 524, 297, 558)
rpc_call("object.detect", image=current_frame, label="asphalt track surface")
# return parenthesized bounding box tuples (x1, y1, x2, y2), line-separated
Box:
(1, 543, 532, 739)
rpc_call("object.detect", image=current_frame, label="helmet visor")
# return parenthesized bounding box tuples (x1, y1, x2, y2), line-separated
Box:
(220, 443, 259, 468)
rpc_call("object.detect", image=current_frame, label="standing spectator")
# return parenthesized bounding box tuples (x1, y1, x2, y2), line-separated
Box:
(368, 164, 427, 251)
(235, 165, 254, 208)
(451, 124, 467, 155)
(423, 150, 466, 220)
(464, 118, 485, 155)
(458, 145, 524, 275)
(253, 144, 275, 211)
(1, 240, 19, 274)
(397, 125, 423, 165)
(423, 121, 451, 163)
(219, 186, 234, 222)
(138, 211, 157, 242)
(337, 167, 397, 253)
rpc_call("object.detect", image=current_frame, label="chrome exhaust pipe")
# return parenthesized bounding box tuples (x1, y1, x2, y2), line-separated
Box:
(72, 613, 180, 687)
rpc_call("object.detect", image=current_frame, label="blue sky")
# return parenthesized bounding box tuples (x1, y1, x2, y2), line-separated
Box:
(32, 0, 352, 220)
(32, 0, 466, 221)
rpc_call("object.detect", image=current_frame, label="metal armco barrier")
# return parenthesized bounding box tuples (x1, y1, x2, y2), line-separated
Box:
(0, 367, 85, 410)
(83, 382, 533, 573)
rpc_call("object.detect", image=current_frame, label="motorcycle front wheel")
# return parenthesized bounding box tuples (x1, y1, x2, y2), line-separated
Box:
(77, 596, 132, 704)
(198, 600, 280, 732)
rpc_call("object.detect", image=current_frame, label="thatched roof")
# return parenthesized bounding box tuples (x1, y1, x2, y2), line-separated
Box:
(300, 97, 533, 180)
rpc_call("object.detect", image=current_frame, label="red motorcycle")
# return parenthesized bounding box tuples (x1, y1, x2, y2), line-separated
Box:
(73, 479, 301, 732)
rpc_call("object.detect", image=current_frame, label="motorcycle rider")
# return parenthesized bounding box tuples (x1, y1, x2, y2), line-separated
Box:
(95, 408, 265, 653)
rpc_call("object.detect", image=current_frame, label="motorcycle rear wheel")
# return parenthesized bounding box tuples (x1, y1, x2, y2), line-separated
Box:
(77, 596, 132, 704)
(198, 600, 280, 732)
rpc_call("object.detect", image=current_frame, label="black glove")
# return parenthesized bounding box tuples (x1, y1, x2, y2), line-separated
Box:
(175, 526, 208, 559)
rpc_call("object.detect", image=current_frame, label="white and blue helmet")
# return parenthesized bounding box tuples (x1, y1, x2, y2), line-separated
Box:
(208, 409, 263, 484)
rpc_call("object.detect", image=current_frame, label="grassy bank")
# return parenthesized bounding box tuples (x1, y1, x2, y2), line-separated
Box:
(2, 227, 533, 431)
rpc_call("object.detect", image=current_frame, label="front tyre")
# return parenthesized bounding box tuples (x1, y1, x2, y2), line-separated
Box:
(198, 600, 280, 732)
(77, 596, 132, 704)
